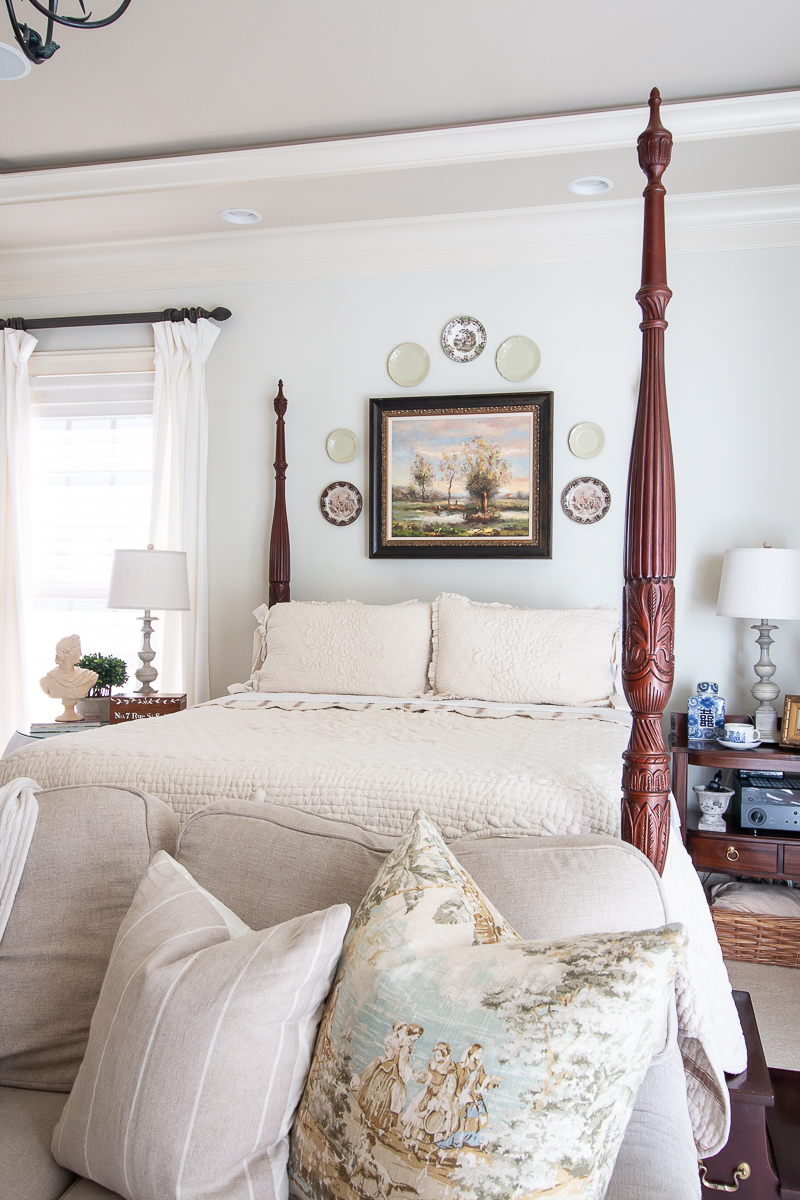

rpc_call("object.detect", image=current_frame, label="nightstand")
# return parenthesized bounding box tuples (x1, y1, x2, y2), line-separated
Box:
(670, 713, 800, 884)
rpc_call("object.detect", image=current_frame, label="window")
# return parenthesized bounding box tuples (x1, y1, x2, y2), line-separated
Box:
(27, 349, 155, 719)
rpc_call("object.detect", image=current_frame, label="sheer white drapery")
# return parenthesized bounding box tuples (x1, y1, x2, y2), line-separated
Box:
(149, 319, 220, 706)
(1, 329, 37, 745)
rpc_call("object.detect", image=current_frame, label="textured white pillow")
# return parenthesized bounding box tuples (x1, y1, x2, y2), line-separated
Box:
(52, 852, 350, 1200)
(430, 592, 620, 706)
(254, 599, 432, 697)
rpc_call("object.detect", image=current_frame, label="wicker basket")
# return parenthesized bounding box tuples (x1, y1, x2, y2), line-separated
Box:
(712, 906, 800, 969)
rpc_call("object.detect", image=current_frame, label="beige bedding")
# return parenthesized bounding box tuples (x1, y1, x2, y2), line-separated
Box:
(0, 695, 631, 834)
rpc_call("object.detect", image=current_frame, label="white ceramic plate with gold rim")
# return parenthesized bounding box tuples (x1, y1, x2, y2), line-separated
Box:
(495, 335, 541, 382)
(326, 428, 359, 463)
(387, 342, 430, 387)
(568, 421, 606, 459)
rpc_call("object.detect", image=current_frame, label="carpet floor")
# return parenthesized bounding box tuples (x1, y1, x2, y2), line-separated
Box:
(726, 959, 800, 1071)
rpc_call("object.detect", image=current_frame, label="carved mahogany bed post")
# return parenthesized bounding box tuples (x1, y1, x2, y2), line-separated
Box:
(268, 381, 290, 607)
(621, 89, 676, 875)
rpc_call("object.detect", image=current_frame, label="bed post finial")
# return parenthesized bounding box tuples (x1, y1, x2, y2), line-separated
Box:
(621, 91, 676, 875)
(269, 380, 290, 607)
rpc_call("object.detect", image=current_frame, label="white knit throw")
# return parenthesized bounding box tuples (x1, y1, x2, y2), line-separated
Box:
(0, 777, 40, 941)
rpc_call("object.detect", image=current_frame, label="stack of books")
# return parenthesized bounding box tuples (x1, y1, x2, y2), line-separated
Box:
(30, 721, 102, 734)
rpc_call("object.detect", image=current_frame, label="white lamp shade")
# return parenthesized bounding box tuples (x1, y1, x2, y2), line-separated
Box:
(716, 547, 800, 620)
(107, 549, 190, 611)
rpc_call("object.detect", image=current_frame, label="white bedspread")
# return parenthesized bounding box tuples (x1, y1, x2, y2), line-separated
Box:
(0, 695, 631, 834)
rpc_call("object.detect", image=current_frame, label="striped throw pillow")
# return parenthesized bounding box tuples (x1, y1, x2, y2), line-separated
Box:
(52, 851, 349, 1200)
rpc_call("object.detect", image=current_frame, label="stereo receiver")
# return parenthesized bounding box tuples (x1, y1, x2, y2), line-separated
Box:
(734, 771, 800, 832)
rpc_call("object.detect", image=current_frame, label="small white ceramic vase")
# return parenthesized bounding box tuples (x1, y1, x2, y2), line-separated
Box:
(693, 784, 734, 831)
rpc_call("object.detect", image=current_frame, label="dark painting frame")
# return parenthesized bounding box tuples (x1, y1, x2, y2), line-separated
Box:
(369, 391, 553, 559)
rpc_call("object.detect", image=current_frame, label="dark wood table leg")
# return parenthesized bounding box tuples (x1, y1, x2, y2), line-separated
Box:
(700, 992, 779, 1198)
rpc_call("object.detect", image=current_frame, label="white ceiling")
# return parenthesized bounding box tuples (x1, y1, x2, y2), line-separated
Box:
(0, 1, 798, 298)
(1, 0, 799, 170)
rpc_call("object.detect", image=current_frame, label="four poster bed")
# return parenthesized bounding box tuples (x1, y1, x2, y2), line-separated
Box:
(0, 92, 677, 873)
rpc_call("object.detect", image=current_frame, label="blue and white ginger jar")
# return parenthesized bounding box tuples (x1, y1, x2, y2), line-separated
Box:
(688, 681, 725, 741)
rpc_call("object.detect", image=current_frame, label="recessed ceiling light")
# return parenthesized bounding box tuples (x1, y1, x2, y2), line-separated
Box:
(567, 177, 614, 196)
(219, 208, 263, 225)
(0, 41, 31, 80)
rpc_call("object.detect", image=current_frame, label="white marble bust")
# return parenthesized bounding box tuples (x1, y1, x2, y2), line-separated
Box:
(40, 635, 98, 715)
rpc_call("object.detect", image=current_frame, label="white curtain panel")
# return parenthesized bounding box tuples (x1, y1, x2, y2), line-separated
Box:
(0, 329, 37, 746)
(150, 318, 220, 706)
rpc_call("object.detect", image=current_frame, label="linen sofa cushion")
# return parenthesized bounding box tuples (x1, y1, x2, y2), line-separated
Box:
(252, 599, 433, 696)
(177, 799, 668, 942)
(52, 851, 350, 1200)
(289, 811, 685, 1200)
(0, 1086, 75, 1200)
(430, 591, 620, 706)
(606, 1044, 701, 1199)
(0, 784, 178, 1093)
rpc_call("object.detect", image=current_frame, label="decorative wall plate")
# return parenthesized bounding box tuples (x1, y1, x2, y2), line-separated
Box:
(320, 481, 363, 526)
(561, 476, 611, 524)
(568, 421, 606, 459)
(326, 428, 359, 463)
(387, 342, 430, 387)
(496, 335, 541, 382)
(441, 316, 487, 363)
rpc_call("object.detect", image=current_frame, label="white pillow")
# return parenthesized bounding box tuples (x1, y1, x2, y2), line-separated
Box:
(52, 851, 350, 1200)
(253, 599, 432, 697)
(430, 592, 620, 707)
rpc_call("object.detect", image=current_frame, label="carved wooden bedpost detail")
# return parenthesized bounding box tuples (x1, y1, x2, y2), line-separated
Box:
(621, 89, 676, 875)
(268, 380, 290, 607)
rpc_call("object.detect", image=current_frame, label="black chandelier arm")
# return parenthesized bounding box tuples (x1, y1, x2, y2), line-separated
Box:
(19, 0, 132, 30)
(5, 0, 58, 62)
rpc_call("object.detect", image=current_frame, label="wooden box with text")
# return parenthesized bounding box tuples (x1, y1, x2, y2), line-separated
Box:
(109, 694, 187, 724)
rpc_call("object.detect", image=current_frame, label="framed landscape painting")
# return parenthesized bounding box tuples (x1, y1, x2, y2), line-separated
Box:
(369, 392, 552, 558)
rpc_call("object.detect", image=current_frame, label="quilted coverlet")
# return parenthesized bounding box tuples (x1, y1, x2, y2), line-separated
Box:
(0, 696, 630, 834)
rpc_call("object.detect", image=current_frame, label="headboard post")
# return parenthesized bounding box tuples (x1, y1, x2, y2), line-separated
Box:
(621, 89, 676, 875)
(268, 380, 290, 607)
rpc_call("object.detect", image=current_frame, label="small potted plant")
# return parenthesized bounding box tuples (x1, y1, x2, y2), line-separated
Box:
(75, 653, 129, 723)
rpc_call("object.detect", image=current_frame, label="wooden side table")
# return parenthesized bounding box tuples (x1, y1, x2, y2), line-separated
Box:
(670, 714, 800, 881)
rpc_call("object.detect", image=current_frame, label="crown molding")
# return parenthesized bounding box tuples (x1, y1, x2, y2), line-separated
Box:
(2, 90, 799, 206)
(1, 186, 797, 301)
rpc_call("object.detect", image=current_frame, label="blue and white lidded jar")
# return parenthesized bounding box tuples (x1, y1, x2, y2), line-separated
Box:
(688, 681, 725, 741)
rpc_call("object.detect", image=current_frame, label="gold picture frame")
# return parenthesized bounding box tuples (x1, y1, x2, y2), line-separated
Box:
(779, 694, 800, 747)
(369, 392, 553, 559)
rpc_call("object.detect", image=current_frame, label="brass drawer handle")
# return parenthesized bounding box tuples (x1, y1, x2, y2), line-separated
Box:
(699, 1162, 750, 1192)
(726, 847, 740, 862)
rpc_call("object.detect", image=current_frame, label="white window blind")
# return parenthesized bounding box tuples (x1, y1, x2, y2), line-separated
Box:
(27, 350, 155, 720)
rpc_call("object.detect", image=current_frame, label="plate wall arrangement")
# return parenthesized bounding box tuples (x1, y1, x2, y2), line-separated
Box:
(441, 316, 487, 363)
(320, 481, 363, 526)
(561, 476, 611, 524)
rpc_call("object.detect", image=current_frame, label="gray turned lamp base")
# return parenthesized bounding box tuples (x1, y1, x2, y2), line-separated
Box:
(751, 619, 780, 743)
(134, 609, 159, 696)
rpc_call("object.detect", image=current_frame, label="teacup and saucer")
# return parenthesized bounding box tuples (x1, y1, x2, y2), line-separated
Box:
(717, 722, 762, 749)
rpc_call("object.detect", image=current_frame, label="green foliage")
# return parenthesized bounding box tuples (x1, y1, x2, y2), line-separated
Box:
(410, 452, 435, 501)
(77, 652, 128, 696)
(460, 435, 511, 516)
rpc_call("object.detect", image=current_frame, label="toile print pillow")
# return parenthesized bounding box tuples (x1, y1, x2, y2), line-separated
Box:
(289, 811, 685, 1200)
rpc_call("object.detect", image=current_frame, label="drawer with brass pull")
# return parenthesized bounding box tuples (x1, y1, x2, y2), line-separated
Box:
(686, 832, 778, 876)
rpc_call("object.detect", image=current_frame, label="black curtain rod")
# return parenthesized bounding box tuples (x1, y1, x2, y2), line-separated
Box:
(0, 306, 232, 332)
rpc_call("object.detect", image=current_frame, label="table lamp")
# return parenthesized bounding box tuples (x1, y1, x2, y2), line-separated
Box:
(716, 543, 800, 742)
(107, 546, 190, 695)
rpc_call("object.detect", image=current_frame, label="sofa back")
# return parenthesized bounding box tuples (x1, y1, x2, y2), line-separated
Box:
(0, 785, 178, 1093)
(176, 800, 668, 941)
